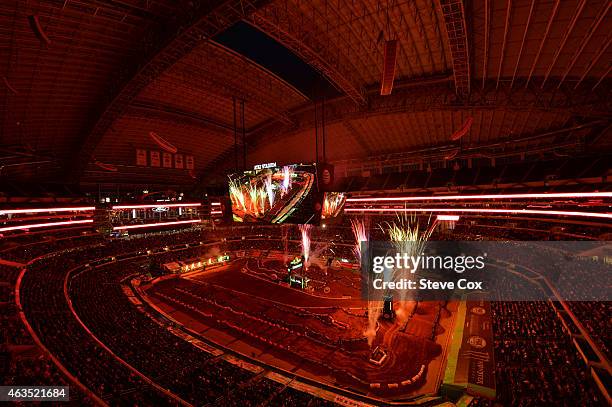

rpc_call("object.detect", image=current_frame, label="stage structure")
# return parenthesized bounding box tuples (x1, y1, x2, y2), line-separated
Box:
(164, 254, 230, 273)
(286, 255, 309, 289)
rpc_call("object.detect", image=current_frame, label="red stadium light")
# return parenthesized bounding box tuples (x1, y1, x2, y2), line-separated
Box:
(437, 215, 460, 221)
(112, 203, 201, 210)
(346, 192, 612, 202)
(0, 206, 95, 215)
(345, 208, 612, 220)
(0, 219, 94, 232)
(112, 219, 201, 230)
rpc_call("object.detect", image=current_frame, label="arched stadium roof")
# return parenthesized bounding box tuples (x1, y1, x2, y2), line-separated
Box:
(0, 0, 610, 187)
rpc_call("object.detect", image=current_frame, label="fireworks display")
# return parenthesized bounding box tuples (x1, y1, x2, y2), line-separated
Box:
(299, 224, 312, 265)
(350, 217, 379, 346)
(228, 168, 291, 221)
(228, 164, 322, 224)
(322, 192, 347, 219)
(229, 175, 275, 219)
(280, 165, 293, 197)
(380, 212, 435, 325)
(264, 174, 275, 208)
(246, 182, 262, 216)
(350, 218, 368, 260)
(228, 178, 247, 212)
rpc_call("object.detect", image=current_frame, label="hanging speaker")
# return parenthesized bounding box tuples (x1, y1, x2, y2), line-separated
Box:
(380, 39, 398, 96)
(317, 163, 335, 192)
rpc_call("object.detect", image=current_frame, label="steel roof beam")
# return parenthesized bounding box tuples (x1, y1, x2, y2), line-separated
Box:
(293, 86, 611, 126)
(592, 64, 612, 91)
(125, 101, 235, 135)
(341, 121, 373, 157)
(574, 34, 612, 89)
(525, 0, 560, 88)
(170, 62, 296, 127)
(198, 82, 609, 179)
(510, 0, 535, 89)
(558, 1, 611, 89)
(334, 122, 607, 167)
(496, 0, 512, 90)
(540, 0, 588, 89)
(481, 0, 489, 89)
(72, 0, 270, 179)
(437, 0, 470, 97)
(245, 2, 367, 105)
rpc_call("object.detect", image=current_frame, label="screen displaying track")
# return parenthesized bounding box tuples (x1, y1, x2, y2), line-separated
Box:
(228, 164, 323, 224)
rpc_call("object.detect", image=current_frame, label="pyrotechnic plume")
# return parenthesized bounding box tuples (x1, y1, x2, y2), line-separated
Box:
(381, 213, 434, 287)
(229, 178, 268, 218)
(364, 310, 381, 347)
(246, 182, 260, 215)
(308, 240, 332, 270)
(322, 192, 346, 219)
(350, 218, 368, 260)
(299, 224, 312, 265)
(258, 187, 268, 213)
(264, 174, 276, 208)
(280, 166, 293, 197)
(228, 178, 247, 211)
(350, 218, 379, 346)
(379, 212, 435, 325)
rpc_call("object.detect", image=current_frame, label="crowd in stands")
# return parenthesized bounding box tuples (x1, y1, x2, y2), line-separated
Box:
(492, 301, 606, 406)
(4, 227, 340, 406)
(0, 217, 609, 406)
(70, 256, 269, 405)
(0, 233, 104, 263)
(20, 247, 173, 405)
(567, 301, 611, 360)
(2, 355, 93, 403)
(1, 234, 95, 404)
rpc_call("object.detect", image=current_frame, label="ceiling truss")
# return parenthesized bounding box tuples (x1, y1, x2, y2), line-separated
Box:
(437, 0, 470, 97)
(199, 82, 609, 179)
(246, 1, 367, 105)
(73, 0, 271, 179)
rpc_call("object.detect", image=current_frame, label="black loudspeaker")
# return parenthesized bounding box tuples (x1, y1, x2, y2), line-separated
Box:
(380, 39, 398, 95)
(317, 163, 335, 192)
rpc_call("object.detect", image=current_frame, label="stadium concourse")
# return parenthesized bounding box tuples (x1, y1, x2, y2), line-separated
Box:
(0, 0, 611, 406)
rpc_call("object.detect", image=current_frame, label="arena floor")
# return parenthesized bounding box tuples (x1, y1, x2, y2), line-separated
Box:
(142, 255, 457, 401)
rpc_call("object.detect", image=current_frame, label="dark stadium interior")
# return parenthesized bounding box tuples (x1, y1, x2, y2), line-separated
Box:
(0, 1, 611, 406)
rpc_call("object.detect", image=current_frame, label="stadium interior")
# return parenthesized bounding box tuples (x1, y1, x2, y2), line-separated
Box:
(0, 1, 610, 406)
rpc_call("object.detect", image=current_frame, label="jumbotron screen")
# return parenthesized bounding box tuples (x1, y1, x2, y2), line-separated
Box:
(228, 163, 323, 224)
(321, 192, 347, 220)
